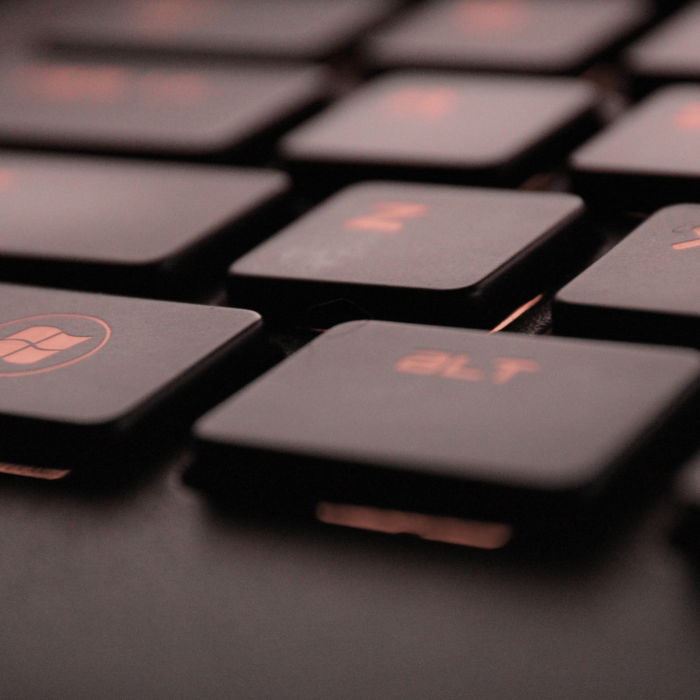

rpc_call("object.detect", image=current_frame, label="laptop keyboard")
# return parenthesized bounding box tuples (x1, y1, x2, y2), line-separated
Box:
(1, 2, 700, 699)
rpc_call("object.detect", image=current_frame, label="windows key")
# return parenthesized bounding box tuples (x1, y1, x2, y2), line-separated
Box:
(0, 284, 261, 477)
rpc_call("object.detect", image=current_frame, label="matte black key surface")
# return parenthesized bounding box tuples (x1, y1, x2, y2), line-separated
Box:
(570, 85, 700, 210)
(367, 0, 650, 74)
(554, 205, 700, 348)
(229, 182, 585, 328)
(43, 0, 396, 61)
(0, 284, 261, 473)
(280, 71, 597, 188)
(627, 1, 700, 88)
(0, 59, 324, 157)
(193, 320, 700, 535)
(0, 153, 288, 298)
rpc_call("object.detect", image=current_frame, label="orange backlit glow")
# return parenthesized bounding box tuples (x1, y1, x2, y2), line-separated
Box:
(489, 293, 544, 334)
(396, 349, 458, 375)
(134, 0, 205, 34)
(456, 0, 528, 34)
(0, 463, 71, 480)
(0, 169, 14, 191)
(675, 102, 700, 130)
(0, 326, 90, 365)
(672, 226, 700, 250)
(492, 357, 539, 384)
(17, 63, 210, 108)
(386, 87, 457, 120)
(396, 350, 539, 385)
(316, 502, 513, 549)
(23, 65, 128, 103)
(0, 314, 111, 377)
(440, 354, 485, 381)
(344, 201, 428, 233)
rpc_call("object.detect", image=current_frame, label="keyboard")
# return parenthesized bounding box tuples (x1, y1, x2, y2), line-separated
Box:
(1, 1, 700, 698)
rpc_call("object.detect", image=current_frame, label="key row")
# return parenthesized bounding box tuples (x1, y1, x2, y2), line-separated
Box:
(0, 57, 698, 211)
(1, 282, 698, 547)
(13, 0, 694, 82)
(0, 60, 596, 174)
(2, 157, 700, 348)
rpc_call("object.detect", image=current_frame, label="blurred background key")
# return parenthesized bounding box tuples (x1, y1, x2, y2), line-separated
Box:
(627, 1, 700, 94)
(570, 84, 700, 211)
(281, 71, 598, 191)
(366, 0, 651, 75)
(0, 57, 326, 158)
(0, 153, 289, 300)
(40, 0, 398, 62)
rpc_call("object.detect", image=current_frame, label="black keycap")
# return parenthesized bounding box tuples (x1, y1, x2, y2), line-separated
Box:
(367, 0, 649, 74)
(554, 204, 700, 348)
(229, 182, 586, 328)
(673, 457, 700, 555)
(0, 58, 324, 157)
(0, 283, 261, 475)
(280, 71, 598, 190)
(0, 153, 289, 299)
(626, 1, 700, 93)
(43, 0, 396, 61)
(570, 85, 700, 211)
(192, 320, 700, 541)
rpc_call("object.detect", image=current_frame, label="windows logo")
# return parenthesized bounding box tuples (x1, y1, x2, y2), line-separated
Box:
(0, 314, 110, 376)
(0, 326, 91, 365)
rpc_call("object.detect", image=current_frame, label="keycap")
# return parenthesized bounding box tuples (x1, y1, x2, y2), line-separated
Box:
(43, 0, 397, 61)
(570, 85, 700, 211)
(280, 71, 598, 190)
(0, 153, 289, 299)
(229, 182, 586, 328)
(626, 1, 700, 93)
(0, 283, 261, 475)
(554, 205, 700, 348)
(366, 0, 650, 74)
(672, 457, 700, 555)
(192, 320, 700, 541)
(0, 58, 324, 157)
